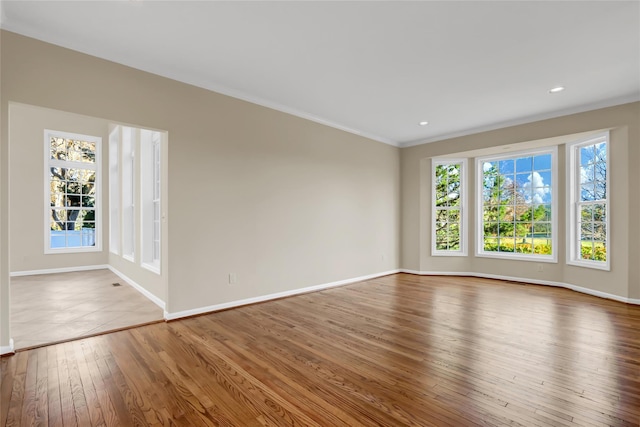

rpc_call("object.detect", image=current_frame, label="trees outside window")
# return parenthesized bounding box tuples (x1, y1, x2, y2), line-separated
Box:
(567, 134, 609, 270)
(432, 159, 466, 255)
(477, 149, 556, 261)
(45, 130, 101, 252)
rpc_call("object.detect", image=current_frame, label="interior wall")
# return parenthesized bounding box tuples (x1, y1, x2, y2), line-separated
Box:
(8, 103, 110, 272)
(107, 125, 167, 304)
(0, 31, 400, 326)
(401, 102, 640, 300)
(1, 30, 9, 350)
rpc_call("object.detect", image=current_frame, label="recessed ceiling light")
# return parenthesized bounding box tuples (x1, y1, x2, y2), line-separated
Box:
(549, 86, 565, 93)
(419, 121, 429, 126)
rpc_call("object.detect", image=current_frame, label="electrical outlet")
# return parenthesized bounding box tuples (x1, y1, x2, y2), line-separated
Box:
(228, 273, 237, 285)
(536, 264, 544, 272)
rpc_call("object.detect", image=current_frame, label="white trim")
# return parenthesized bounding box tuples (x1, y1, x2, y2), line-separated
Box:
(399, 269, 639, 305)
(107, 266, 166, 310)
(566, 132, 610, 270)
(165, 269, 401, 321)
(431, 158, 468, 256)
(44, 129, 103, 254)
(1, 339, 15, 356)
(10, 264, 109, 277)
(399, 95, 640, 148)
(141, 262, 160, 275)
(475, 146, 558, 263)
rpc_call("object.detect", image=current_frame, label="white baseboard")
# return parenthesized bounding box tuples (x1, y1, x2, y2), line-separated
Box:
(10, 264, 109, 277)
(1, 339, 15, 356)
(400, 269, 640, 305)
(107, 266, 166, 311)
(165, 269, 401, 321)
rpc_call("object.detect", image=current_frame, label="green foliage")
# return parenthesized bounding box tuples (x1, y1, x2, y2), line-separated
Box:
(481, 162, 552, 256)
(483, 241, 552, 255)
(580, 243, 607, 262)
(435, 163, 462, 250)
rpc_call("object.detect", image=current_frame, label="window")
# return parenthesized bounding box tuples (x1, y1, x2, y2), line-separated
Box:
(140, 129, 162, 272)
(567, 133, 609, 270)
(45, 130, 101, 253)
(432, 159, 466, 255)
(109, 124, 163, 273)
(477, 148, 557, 261)
(109, 128, 120, 254)
(121, 127, 136, 261)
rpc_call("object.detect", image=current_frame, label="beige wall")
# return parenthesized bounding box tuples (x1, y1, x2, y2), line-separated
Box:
(401, 102, 640, 300)
(1, 29, 637, 350)
(0, 29, 400, 352)
(9, 103, 110, 272)
(1, 31, 9, 349)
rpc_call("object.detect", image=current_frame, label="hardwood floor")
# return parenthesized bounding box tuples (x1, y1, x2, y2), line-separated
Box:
(10, 270, 164, 350)
(2, 273, 639, 426)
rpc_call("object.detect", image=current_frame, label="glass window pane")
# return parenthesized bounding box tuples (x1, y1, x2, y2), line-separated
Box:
(580, 222, 594, 241)
(580, 205, 593, 222)
(50, 137, 67, 160)
(593, 222, 606, 241)
(580, 184, 595, 201)
(533, 154, 551, 170)
(448, 209, 460, 223)
(580, 145, 595, 166)
(498, 159, 514, 174)
(580, 164, 594, 184)
(515, 157, 533, 172)
(593, 204, 606, 222)
(594, 142, 606, 162)
(594, 181, 606, 200)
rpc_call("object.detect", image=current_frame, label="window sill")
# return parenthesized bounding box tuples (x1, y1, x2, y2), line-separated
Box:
(476, 251, 557, 263)
(141, 262, 161, 275)
(566, 259, 610, 271)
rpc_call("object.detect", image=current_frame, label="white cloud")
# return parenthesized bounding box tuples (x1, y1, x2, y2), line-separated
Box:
(522, 172, 549, 203)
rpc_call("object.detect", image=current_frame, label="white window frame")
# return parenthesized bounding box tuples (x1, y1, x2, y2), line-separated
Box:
(121, 127, 136, 262)
(44, 130, 102, 254)
(431, 158, 467, 256)
(109, 127, 120, 255)
(475, 147, 558, 263)
(140, 129, 162, 274)
(566, 132, 610, 271)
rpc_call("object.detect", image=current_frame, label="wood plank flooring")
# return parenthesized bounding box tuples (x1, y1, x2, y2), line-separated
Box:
(2, 273, 639, 426)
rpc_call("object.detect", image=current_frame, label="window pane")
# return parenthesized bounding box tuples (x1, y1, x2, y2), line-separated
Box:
(571, 138, 608, 266)
(533, 154, 551, 170)
(433, 161, 464, 253)
(480, 150, 554, 259)
(580, 184, 595, 201)
(515, 156, 532, 172)
(594, 142, 606, 162)
(50, 137, 67, 160)
(498, 159, 514, 174)
(580, 145, 595, 166)
(594, 181, 606, 200)
(47, 132, 100, 251)
(593, 204, 606, 222)
(580, 222, 593, 241)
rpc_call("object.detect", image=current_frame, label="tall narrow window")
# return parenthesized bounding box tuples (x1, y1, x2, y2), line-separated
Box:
(109, 127, 120, 254)
(477, 148, 556, 261)
(141, 129, 162, 273)
(432, 159, 466, 255)
(567, 133, 609, 270)
(122, 127, 135, 261)
(45, 130, 101, 253)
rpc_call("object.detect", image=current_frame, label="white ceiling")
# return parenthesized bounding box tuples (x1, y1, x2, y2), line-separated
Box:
(1, 1, 639, 147)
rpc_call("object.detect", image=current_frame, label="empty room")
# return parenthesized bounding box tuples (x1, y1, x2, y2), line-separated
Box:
(1, 1, 639, 426)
